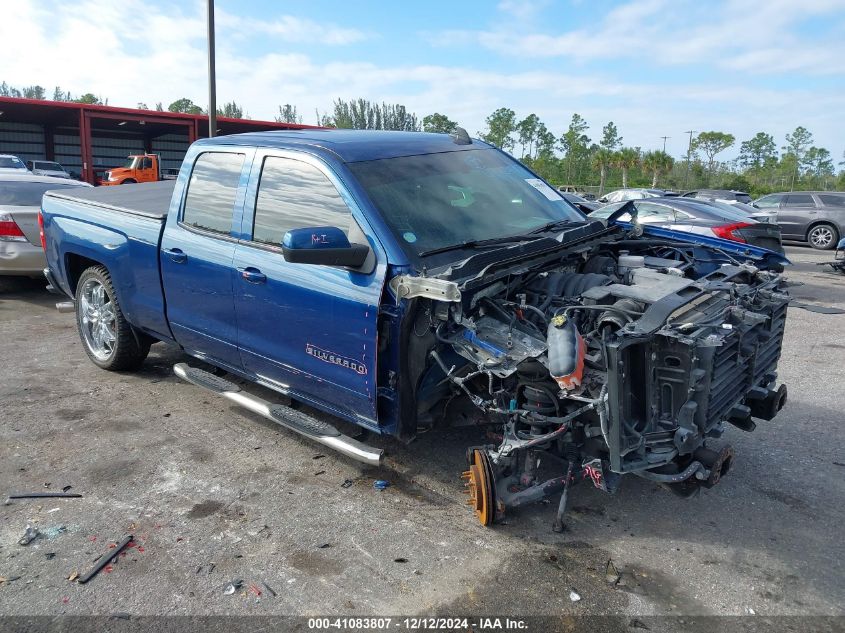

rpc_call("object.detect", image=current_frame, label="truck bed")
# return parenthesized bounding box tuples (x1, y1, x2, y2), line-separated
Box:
(44, 180, 176, 219)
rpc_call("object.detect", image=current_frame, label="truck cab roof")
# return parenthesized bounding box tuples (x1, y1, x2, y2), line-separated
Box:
(196, 129, 488, 163)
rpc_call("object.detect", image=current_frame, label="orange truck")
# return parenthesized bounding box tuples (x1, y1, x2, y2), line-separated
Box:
(98, 154, 161, 186)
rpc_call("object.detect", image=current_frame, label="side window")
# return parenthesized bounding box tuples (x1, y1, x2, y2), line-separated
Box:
(141, 157, 152, 169)
(182, 152, 245, 234)
(819, 194, 845, 207)
(252, 156, 351, 246)
(755, 194, 783, 208)
(636, 202, 675, 222)
(785, 193, 815, 206)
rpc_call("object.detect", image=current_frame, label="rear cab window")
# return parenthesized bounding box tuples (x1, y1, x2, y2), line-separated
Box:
(251, 155, 351, 246)
(181, 151, 246, 235)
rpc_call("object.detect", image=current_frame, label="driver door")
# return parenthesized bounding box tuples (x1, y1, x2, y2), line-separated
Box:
(232, 151, 387, 426)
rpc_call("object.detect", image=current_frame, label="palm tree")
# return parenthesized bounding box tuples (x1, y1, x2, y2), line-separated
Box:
(613, 147, 640, 188)
(642, 150, 674, 187)
(591, 148, 613, 195)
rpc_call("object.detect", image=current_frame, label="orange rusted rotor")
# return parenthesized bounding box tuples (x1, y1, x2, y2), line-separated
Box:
(462, 448, 495, 526)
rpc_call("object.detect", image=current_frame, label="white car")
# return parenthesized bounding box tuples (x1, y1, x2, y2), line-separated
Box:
(598, 188, 668, 203)
(0, 154, 29, 174)
(25, 160, 72, 179)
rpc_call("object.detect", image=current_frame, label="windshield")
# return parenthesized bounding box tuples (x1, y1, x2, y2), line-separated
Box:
(348, 149, 585, 258)
(122, 157, 139, 169)
(0, 156, 27, 170)
(0, 181, 88, 206)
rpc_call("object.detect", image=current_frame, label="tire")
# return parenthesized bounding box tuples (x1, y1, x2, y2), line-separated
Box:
(75, 265, 150, 371)
(120, 179, 136, 185)
(807, 223, 838, 250)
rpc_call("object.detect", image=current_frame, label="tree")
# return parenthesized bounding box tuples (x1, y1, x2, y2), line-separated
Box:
(516, 114, 540, 157)
(692, 131, 735, 174)
(136, 102, 149, 110)
(600, 121, 622, 151)
(783, 126, 813, 189)
(642, 150, 674, 187)
(423, 112, 458, 134)
(155, 102, 164, 111)
(168, 98, 203, 114)
(325, 99, 420, 131)
(612, 147, 640, 188)
(52, 86, 72, 101)
(591, 148, 614, 195)
(478, 107, 516, 151)
(276, 104, 302, 124)
(558, 113, 590, 184)
(217, 101, 245, 118)
(535, 123, 556, 160)
(75, 93, 105, 105)
(739, 132, 777, 170)
(805, 146, 834, 185)
(22, 85, 46, 99)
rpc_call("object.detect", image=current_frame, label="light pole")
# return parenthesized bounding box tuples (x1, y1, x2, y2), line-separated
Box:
(207, 0, 217, 138)
(682, 130, 695, 190)
(660, 136, 669, 153)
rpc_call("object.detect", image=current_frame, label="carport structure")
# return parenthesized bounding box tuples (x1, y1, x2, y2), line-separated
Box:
(0, 97, 316, 183)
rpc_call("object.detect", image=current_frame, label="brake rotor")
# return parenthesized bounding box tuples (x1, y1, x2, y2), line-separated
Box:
(462, 448, 496, 526)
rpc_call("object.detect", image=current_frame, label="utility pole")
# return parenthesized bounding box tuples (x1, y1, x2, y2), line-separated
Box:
(206, 0, 217, 138)
(660, 136, 669, 153)
(682, 130, 695, 190)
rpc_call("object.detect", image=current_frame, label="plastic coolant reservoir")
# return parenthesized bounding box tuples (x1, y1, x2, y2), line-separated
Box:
(546, 316, 585, 391)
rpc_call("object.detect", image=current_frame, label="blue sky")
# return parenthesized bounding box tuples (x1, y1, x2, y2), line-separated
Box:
(3, 0, 844, 160)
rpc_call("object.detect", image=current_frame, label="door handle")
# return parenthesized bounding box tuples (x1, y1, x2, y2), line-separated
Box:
(164, 247, 186, 263)
(239, 267, 267, 284)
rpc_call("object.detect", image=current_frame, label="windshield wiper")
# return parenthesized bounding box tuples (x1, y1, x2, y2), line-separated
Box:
(419, 235, 541, 257)
(526, 219, 580, 234)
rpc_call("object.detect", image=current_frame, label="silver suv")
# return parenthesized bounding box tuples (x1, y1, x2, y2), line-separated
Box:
(754, 191, 845, 250)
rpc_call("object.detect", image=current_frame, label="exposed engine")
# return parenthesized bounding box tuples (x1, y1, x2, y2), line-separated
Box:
(401, 238, 789, 528)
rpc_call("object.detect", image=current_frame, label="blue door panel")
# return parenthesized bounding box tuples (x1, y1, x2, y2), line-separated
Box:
(233, 244, 385, 423)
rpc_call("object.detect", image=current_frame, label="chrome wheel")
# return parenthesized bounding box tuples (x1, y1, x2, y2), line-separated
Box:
(79, 278, 116, 361)
(809, 225, 835, 249)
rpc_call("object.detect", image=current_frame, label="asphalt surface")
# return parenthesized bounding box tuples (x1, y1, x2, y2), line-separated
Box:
(0, 245, 843, 627)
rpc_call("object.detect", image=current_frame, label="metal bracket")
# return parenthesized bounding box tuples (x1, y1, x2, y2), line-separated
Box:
(389, 275, 461, 303)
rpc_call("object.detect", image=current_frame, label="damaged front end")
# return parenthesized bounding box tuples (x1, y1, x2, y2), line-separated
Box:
(393, 228, 790, 528)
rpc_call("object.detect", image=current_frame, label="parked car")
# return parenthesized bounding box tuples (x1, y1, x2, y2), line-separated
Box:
(697, 199, 777, 224)
(591, 197, 784, 253)
(556, 185, 596, 201)
(0, 154, 29, 173)
(42, 130, 789, 528)
(682, 189, 753, 204)
(560, 192, 600, 214)
(0, 174, 91, 276)
(753, 191, 845, 250)
(25, 160, 72, 179)
(598, 188, 671, 203)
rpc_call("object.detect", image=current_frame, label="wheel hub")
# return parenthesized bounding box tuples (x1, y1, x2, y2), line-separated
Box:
(462, 449, 496, 526)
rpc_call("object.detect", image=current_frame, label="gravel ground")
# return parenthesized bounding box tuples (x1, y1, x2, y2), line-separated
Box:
(0, 245, 843, 629)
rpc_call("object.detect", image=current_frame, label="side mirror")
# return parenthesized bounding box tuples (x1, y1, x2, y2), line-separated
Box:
(282, 226, 370, 268)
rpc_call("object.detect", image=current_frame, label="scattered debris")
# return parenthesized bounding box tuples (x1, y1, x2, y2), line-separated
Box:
(789, 300, 845, 315)
(45, 552, 56, 560)
(44, 525, 68, 539)
(606, 559, 621, 585)
(10, 491, 83, 499)
(248, 583, 262, 597)
(18, 525, 39, 545)
(0, 576, 22, 584)
(569, 590, 581, 602)
(341, 479, 354, 488)
(224, 579, 243, 595)
(318, 543, 332, 549)
(394, 558, 408, 563)
(373, 480, 390, 490)
(261, 582, 277, 597)
(629, 619, 650, 630)
(67, 571, 79, 582)
(48, 507, 61, 513)
(313, 454, 326, 460)
(314, 470, 326, 476)
(77, 535, 133, 584)
(62, 486, 73, 492)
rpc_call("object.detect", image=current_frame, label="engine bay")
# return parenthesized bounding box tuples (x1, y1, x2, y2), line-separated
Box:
(399, 232, 790, 527)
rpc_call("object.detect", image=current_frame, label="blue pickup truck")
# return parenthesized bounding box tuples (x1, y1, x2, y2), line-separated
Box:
(41, 129, 791, 528)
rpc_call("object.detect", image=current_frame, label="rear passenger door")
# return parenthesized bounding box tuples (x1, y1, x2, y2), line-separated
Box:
(160, 150, 251, 369)
(232, 151, 387, 426)
(778, 193, 817, 239)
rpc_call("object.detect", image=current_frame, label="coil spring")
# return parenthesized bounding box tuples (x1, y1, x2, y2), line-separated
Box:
(517, 361, 560, 417)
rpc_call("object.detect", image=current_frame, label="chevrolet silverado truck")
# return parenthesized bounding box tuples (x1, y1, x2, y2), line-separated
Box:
(40, 129, 791, 528)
